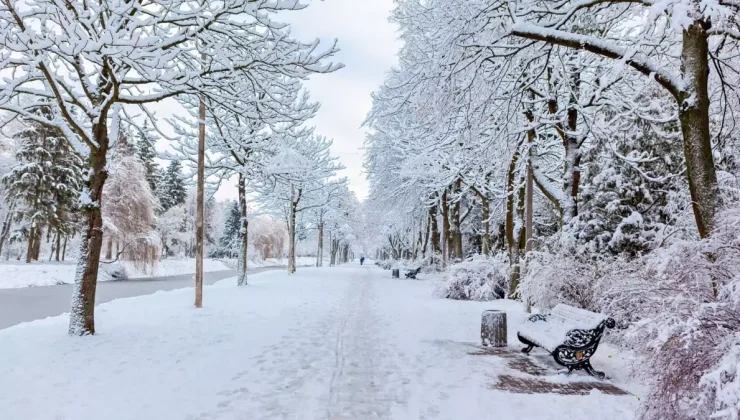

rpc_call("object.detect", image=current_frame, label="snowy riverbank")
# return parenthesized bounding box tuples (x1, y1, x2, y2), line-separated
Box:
(0, 258, 231, 289)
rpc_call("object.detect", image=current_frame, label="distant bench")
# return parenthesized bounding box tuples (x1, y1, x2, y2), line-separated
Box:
(405, 267, 421, 279)
(517, 304, 616, 379)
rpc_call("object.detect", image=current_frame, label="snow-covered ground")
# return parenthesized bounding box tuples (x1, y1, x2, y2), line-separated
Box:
(0, 258, 231, 289)
(224, 256, 318, 269)
(0, 264, 640, 419)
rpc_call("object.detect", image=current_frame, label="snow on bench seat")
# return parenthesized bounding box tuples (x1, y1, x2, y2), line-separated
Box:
(517, 304, 607, 353)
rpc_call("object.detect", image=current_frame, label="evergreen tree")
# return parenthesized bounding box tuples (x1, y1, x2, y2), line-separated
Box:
(566, 103, 686, 257)
(135, 121, 162, 193)
(160, 160, 187, 212)
(1, 107, 84, 261)
(216, 200, 241, 257)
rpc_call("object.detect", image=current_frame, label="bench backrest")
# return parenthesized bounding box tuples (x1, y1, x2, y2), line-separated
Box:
(549, 304, 606, 330)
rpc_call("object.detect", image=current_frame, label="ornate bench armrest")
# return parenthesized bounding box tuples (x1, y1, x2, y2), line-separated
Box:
(527, 314, 549, 323)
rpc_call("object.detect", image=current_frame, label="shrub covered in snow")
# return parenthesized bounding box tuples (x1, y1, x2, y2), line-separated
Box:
(520, 250, 628, 313)
(435, 254, 508, 301)
(597, 207, 740, 420)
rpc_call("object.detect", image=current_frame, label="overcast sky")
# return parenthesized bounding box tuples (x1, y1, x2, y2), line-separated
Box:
(202, 1, 401, 202)
(279, 0, 400, 201)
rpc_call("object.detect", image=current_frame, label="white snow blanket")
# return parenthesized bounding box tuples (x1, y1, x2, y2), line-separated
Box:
(0, 264, 639, 419)
(0, 258, 231, 289)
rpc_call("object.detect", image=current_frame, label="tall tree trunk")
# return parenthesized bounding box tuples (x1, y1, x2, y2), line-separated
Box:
(105, 236, 113, 260)
(505, 149, 521, 297)
(329, 231, 335, 266)
(421, 212, 430, 259)
(413, 217, 423, 260)
(316, 213, 324, 267)
(441, 190, 449, 269)
(679, 21, 716, 239)
(429, 203, 440, 259)
(62, 234, 67, 261)
(0, 206, 13, 258)
(509, 177, 527, 299)
(549, 67, 581, 220)
(526, 116, 535, 254)
(55, 229, 61, 262)
(32, 227, 41, 260)
(49, 232, 55, 261)
(481, 193, 490, 255)
(452, 185, 463, 260)
(26, 226, 35, 263)
(237, 173, 248, 286)
(288, 187, 297, 275)
(69, 145, 108, 336)
(330, 237, 338, 267)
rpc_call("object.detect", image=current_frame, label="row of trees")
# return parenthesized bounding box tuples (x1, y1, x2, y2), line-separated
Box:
(0, 0, 363, 335)
(366, 0, 739, 275)
(0, 113, 190, 264)
(364, 1, 739, 418)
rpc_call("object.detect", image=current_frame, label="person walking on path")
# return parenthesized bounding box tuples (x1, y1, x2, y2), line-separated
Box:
(360, 256, 365, 265)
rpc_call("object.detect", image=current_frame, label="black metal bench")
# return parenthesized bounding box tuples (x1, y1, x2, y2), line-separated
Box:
(405, 267, 421, 279)
(517, 304, 616, 379)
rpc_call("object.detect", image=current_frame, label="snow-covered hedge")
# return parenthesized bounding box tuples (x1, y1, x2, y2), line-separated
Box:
(520, 251, 623, 313)
(606, 207, 740, 420)
(435, 254, 508, 301)
(529, 206, 740, 420)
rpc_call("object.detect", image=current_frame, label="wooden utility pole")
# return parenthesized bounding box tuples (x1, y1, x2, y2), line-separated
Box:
(195, 53, 206, 308)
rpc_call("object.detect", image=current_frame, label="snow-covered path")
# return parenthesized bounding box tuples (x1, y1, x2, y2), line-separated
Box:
(0, 264, 638, 419)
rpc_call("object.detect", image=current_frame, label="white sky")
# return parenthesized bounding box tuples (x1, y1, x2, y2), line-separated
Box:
(211, 0, 400, 202)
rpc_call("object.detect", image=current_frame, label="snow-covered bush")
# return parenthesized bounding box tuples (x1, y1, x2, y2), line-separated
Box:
(99, 263, 129, 282)
(379, 260, 393, 270)
(520, 250, 624, 312)
(418, 252, 442, 273)
(436, 254, 508, 301)
(597, 207, 740, 420)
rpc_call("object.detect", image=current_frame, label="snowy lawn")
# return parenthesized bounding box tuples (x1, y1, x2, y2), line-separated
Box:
(0, 264, 640, 419)
(0, 258, 231, 289)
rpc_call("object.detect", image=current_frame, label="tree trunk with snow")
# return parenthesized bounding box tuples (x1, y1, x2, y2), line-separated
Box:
(421, 213, 430, 259)
(678, 21, 716, 239)
(526, 120, 535, 254)
(441, 190, 449, 269)
(316, 212, 324, 267)
(505, 148, 521, 297)
(429, 202, 440, 261)
(105, 236, 113, 260)
(32, 228, 41, 260)
(451, 180, 463, 260)
(25, 226, 35, 263)
(69, 145, 108, 336)
(0, 205, 13, 258)
(288, 187, 297, 275)
(54, 229, 61, 262)
(62, 234, 67, 262)
(237, 173, 248, 286)
(510, 177, 527, 298)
